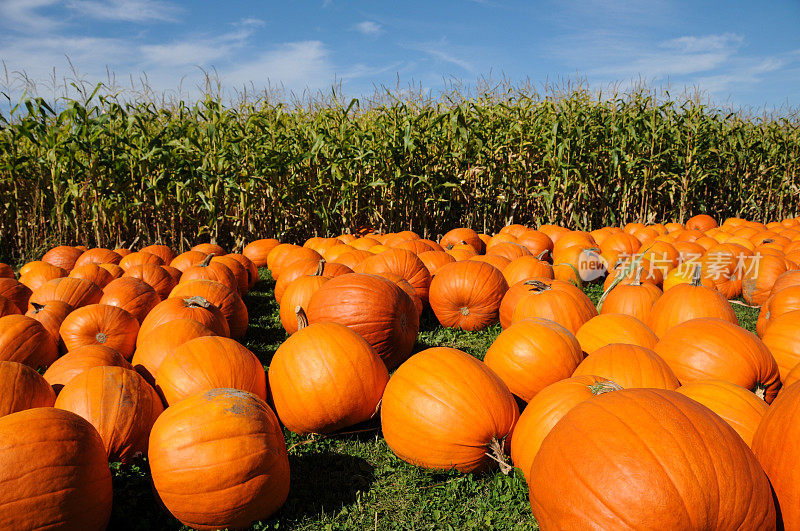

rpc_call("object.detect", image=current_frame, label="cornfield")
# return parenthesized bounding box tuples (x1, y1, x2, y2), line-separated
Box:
(1, 81, 798, 263)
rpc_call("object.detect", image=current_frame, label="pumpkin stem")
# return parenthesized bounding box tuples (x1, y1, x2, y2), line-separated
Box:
(184, 295, 212, 309)
(313, 259, 326, 277)
(763, 238, 775, 244)
(691, 264, 703, 286)
(29, 302, 45, 314)
(632, 266, 643, 286)
(95, 332, 108, 344)
(295, 306, 309, 331)
(753, 384, 767, 400)
(485, 436, 514, 475)
(524, 279, 551, 292)
(588, 380, 623, 395)
(460, 307, 470, 316)
(535, 250, 549, 260)
(199, 253, 215, 267)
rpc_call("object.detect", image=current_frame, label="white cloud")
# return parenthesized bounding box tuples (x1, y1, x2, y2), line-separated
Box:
(354, 21, 382, 37)
(65, 0, 181, 22)
(224, 41, 333, 93)
(407, 39, 475, 73)
(0, 0, 62, 31)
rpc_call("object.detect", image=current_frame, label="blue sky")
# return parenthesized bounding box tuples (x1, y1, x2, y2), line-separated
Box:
(1, 0, 798, 109)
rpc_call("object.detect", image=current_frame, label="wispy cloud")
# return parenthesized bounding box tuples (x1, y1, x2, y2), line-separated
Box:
(66, 0, 181, 22)
(407, 39, 475, 72)
(353, 21, 382, 37)
(0, 0, 62, 31)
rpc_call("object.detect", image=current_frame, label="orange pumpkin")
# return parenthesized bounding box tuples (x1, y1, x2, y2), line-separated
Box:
(685, 214, 718, 231)
(226, 253, 259, 290)
(0, 294, 20, 318)
(74, 248, 122, 267)
(140, 244, 177, 265)
(18, 262, 66, 291)
(123, 264, 177, 299)
(68, 263, 115, 289)
(381, 347, 519, 472)
(41, 245, 84, 271)
(119, 251, 164, 271)
(243, 238, 281, 267)
(273, 258, 350, 303)
(99, 276, 161, 324)
(742, 253, 788, 306)
(59, 304, 139, 359)
(25, 300, 73, 350)
(169, 280, 248, 339)
(279, 266, 331, 334)
(574, 313, 658, 353)
(270, 314, 389, 434)
(573, 343, 680, 389)
(417, 250, 455, 276)
(502, 254, 554, 286)
(0, 315, 58, 368)
(515, 230, 554, 257)
(0, 360, 56, 417)
(355, 249, 432, 302)
(156, 336, 267, 406)
(484, 318, 584, 402)
(429, 261, 509, 331)
(511, 279, 597, 334)
(599, 270, 662, 322)
(148, 389, 290, 529)
(191, 243, 226, 256)
(137, 295, 229, 346)
(440, 227, 485, 253)
(761, 309, 800, 380)
(43, 345, 132, 393)
(0, 407, 113, 530)
(55, 366, 163, 463)
(29, 277, 103, 310)
(0, 278, 32, 313)
(131, 319, 216, 385)
(180, 254, 239, 293)
(170, 250, 208, 272)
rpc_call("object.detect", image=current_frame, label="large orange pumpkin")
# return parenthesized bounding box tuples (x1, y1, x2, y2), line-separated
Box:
(59, 304, 139, 359)
(140, 244, 176, 265)
(170, 250, 208, 272)
(29, 277, 103, 310)
(270, 315, 389, 434)
(0, 360, 56, 417)
(119, 251, 164, 271)
(169, 280, 248, 339)
(742, 253, 787, 306)
(654, 317, 780, 402)
(381, 347, 519, 473)
(25, 300, 73, 350)
(41, 245, 84, 271)
(761, 309, 800, 380)
(278, 267, 331, 334)
(55, 366, 163, 463)
(417, 250, 455, 276)
(440, 227, 485, 253)
(123, 264, 177, 299)
(0, 278, 32, 313)
(156, 336, 267, 406)
(0, 314, 58, 368)
(0, 294, 19, 318)
(68, 263, 115, 289)
(99, 276, 161, 324)
(484, 318, 583, 402)
(502, 255, 554, 286)
(148, 389, 290, 530)
(43, 344, 132, 393)
(74, 248, 122, 267)
(510, 375, 620, 483)
(511, 279, 597, 334)
(274, 258, 350, 303)
(429, 261, 508, 331)
(530, 388, 775, 529)
(137, 295, 229, 346)
(676, 379, 767, 447)
(307, 273, 418, 369)
(131, 319, 216, 385)
(226, 253, 259, 290)
(574, 313, 657, 353)
(18, 262, 66, 291)
(572, 343, 680, 389)
(180, 254, 239, 293)
(243, 238, 281, 267)
(355, 248, 432, 302)
(191, 243, 226, 256)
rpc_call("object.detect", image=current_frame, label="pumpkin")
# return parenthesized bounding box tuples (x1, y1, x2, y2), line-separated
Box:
(647, 265, 737, 337)
(742, 253, 788, 306)
(0, 294, 20, 318)
(392, 239, 435, 255)
(355, 249, 432, 303)
(43, 344, 132, 393)
(140, 244, 177, 265)
(0, 315, 58, 368)
(488, 242, 532, 262)
(25, 300, 72, 350)
(509, 376, 620, 483)
(761, 309, 800, 380)
(572, 343, 680, 389)
(0, 360, 56, 417)
(307, 273, 418, 369)
(68, 263, 115, 289)
(156, 336, 266, 406)
(0, 407, 113, 530)
(18, 262, 66, 291)
(574, 313, 658, 353)
(59, 304, 139, 359)
(131, 319, 216, 385)
(74, 248, 122, 267)
(279, 265, 331, 334)
(114, 248, 133, 257)
(599, 271, 662, 322)
(169, 280, 248, 339)
(0, 263, 13, 279)
(0, 278, 32, 313)
(274, 258, 351, 303)
(676, 379, 767, 447)
(55, 366, 163, 463)
(243, 238, 281, 267)
(268, 244, 322, 280)
(484, 318, 584, 402)
(757, 285, 800, 336)
(41, 245, 84, 271)
(417, 250, 455, 276)
(170, 250, 208, 272)
(429, 261, 508, 331)
(161, 265, 183, 283)
(511, 279, 597, 334)
(686, 213, 718, 231)
(226, 253, 259, 290)
(499, 278, 542, 329)
(210, 255, 250, 294)
(502, 254, 554, 286)
(270, 311, 389, 434)
(770, 269, 800, 294)
(148, 389, 290, 529)
(381, 347, 519, 472)
(530, 388, 775, 529)
(119, 251, 164, 271)
(470, 253, 511, 271)
(29, 277, 103, 310)
(654, 317, 780, 402)
(123, 263, 177, 299)
(335, 249, 374, 270)
(752, 382, 800, 529)
(99, 263, 125, 280)
(99, 276, 160, 324)
(499, 224, 530, 238)
(191, 243, 226, 256)
(180, 254, 239, 293)
(137, 295, 230, 346)
(439, 227, 484, 253)
(379, 273, 423, 317)
(515, 230, 554, 257)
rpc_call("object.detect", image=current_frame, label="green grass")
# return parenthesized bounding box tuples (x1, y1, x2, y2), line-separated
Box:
(109, 271, 761, 530)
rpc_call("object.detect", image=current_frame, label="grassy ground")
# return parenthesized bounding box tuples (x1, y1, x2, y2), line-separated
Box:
(109, 272, 760, 530)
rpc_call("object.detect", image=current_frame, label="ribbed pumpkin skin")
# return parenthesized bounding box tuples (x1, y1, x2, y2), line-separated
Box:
(41, 245, 84, 271)
(0, 294, 20, 318)
(0, 314, 58, 368)
(18, 262, 66, 291)
(140, 244, 177, 265)
(654, 318, 781, 402)
(279, 275, 330, 334)
(417, 250, 455, 277)
(742, 254, 787, 306)
(68, 263, 115, 289)
(137, 296, 230, 347)
(180, 259, 239, 293)
(192, 243, 227, 256)
(511, 279, 597, 334)
(381, 347, 519, 472)
(269, 322, 389, 434)
(484, 318, 584, 402)
(510, 375, 616, 483)
(530, 389, 776, 530)
(575, 314, 658, 353)
(0, 360, 56, 417)
(573, 343, 680, 390)
(752, 382, 800, 530)
(440, 227, 484, 253)
(100, 277, 161, 324)
(0, 407, 113, 530)
(75, 248, 122, 267)
(55, 366, 163, 463)
(29, 277, 103, 310)
(429, 261, 509, 331)
(676, 380, 767, 447)
(307, 273, 418, 370)
(169, 280, 248, 339)
(170, 250, 208, 272)
(59, 304, 140, 359)
(131, 320, 216, 385)
(243, 238, 281, 267)
(355, 249, 432, 302)
(502, 255, 554, 286)
(155, 336, 267, 406)
(600, 279, 662, 323)
(0, 278, 32, 313)
(148, 389, 290, 530)
(274, 259, 351, 303)
(123, 264, 177, 299)
(25, 300, 73, 352)
(647, 282, 738, 337)
(119, 251, 164, 271)
(761, 309, 800, 380)
(44, 345, 132, 393)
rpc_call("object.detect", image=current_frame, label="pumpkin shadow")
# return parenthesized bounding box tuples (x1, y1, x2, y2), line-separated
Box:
(241, 276, 288, 366)
(278, 451, 376, 521)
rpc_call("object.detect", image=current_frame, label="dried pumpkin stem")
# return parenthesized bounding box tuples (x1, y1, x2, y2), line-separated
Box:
(691, 264, 703, 286)
(184, 295, 211, 309)
(524, 279, 551, 292)
(588, 381, 623, 395)
(199, 253, 215, 267)
(29, 302, 45, 314)
(313, 259, 326, 276)
(485, 436, 514, 475)
(295, 306, 309, 331)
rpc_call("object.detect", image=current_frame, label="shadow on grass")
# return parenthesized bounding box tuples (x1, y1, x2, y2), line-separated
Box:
(242, 274, 288, 366)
